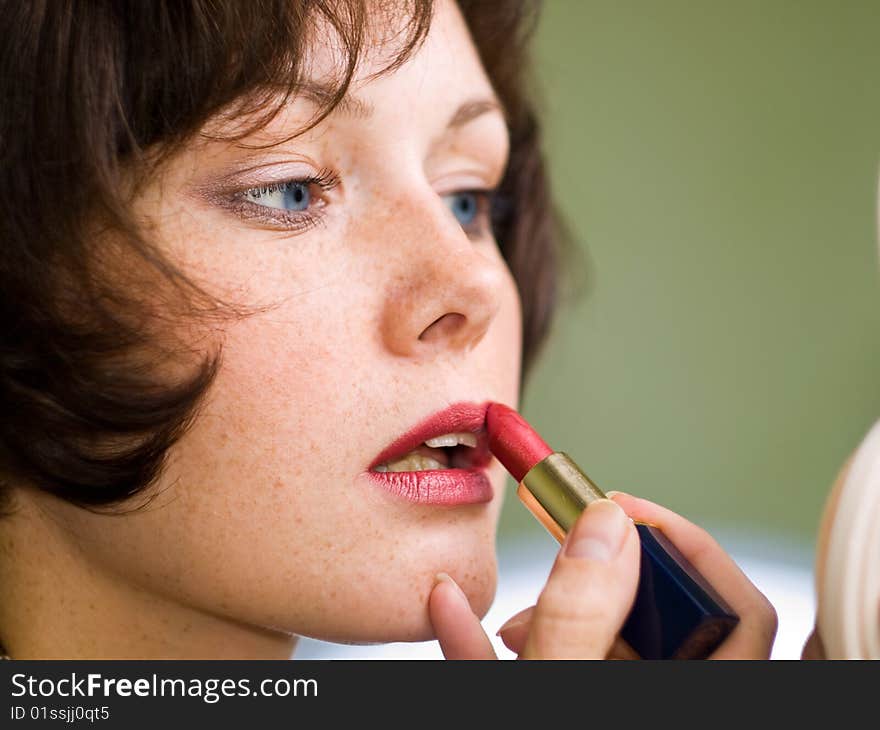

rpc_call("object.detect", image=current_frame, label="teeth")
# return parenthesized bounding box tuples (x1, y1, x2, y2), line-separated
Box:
(424, 432, 477, 449)
(373, 431, 479, 473)
(383, 454, 445, 473)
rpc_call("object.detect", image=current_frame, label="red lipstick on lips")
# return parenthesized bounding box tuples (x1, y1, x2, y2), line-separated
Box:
(486, 402, 739, 660)
(367, 402, 494, 506)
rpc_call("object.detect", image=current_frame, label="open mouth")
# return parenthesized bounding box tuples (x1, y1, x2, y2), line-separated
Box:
(366, 402, 495, 505)
(372, 430, 488, 472)
(368, 402, 493, 474)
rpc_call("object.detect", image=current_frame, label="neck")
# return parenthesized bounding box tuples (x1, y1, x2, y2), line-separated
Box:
(0, 499, 298, 660)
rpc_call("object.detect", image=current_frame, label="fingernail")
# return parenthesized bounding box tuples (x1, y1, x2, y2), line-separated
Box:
(435, 572, 468, 604)
(564, 499, 629, 561)
(605, 490, 628, 499)
(496, 617, 527, 636)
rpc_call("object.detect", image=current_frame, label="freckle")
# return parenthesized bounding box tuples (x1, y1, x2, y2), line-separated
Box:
(274, 478, 284, 489)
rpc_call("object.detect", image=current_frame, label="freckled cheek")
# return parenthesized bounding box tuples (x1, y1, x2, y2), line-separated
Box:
(217, 296, 374, 400)
(486, 270, 524, 393)
(155, 293, 380, 528)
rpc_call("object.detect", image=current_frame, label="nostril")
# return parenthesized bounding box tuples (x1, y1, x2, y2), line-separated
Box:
(418, 312, 466, 342)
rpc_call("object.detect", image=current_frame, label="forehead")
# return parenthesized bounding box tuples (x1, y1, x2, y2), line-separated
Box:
(201, 0, 499, 147)
(304, 0, 492, 102)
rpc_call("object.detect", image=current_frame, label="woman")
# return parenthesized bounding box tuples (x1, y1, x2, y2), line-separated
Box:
(0, 0, 775, 659)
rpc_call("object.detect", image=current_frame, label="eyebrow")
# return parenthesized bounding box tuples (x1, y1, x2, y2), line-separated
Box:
(299, 83, 505, 129)
(447, 98, 505, 129)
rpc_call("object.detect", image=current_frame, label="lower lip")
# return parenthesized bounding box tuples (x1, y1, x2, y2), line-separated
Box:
(366, 468, 493, 506)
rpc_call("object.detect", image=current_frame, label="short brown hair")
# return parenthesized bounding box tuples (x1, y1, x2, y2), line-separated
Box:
(0, 0, 566, 515)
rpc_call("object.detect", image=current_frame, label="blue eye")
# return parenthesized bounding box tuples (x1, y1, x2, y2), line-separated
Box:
(244, 181, 311, 212)
(228, 168, 340, 233)
(444, 191, 479, 227)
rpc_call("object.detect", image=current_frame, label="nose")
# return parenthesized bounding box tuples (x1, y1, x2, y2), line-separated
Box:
(378, 192, 506, 359)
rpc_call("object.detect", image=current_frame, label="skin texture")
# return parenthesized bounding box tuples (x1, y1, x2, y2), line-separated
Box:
(0, 0, 522, 659)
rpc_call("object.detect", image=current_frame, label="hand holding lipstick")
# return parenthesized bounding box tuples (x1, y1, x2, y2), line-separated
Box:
(429, 493, 778, 659)
(430, 497, 641, 659)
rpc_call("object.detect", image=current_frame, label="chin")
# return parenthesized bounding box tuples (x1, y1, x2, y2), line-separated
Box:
(409, 553, 500, 642)
(460, 569, 498, 621)
(299, 555, 500, 645)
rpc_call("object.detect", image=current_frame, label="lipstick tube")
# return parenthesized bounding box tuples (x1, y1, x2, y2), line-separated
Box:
(519, 451, 739, 659)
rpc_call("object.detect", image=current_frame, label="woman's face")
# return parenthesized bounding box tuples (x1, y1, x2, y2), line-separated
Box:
(49, 0, 521, 647)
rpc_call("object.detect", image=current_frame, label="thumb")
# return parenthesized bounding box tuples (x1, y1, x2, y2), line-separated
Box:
(522, 499, 640, 659)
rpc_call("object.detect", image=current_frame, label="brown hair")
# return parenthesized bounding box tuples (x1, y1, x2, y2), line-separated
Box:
(0, 0, 566, 516)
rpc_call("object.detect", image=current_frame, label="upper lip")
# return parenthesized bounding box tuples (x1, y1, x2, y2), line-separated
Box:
(369, 401, 491, 471)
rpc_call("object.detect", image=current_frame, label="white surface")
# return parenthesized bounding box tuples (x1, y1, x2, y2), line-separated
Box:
(295, 531, 815, 660)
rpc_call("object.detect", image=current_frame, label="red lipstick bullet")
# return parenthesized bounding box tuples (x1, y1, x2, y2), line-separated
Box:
(487, 403, 739, 660)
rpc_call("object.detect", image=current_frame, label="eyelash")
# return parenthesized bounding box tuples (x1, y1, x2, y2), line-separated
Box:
(227, 170, 499, 238)
(230, 168, 341, 233)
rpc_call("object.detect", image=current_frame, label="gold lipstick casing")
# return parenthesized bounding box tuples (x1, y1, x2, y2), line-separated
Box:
(517, 453, 606, 542)
(517, 452, 739, 660)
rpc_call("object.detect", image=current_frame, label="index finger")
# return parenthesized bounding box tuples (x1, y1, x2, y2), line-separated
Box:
(428, 573, 498, 660)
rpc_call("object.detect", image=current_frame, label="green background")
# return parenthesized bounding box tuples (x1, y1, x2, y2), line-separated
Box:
(497, 1, 880, 557)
